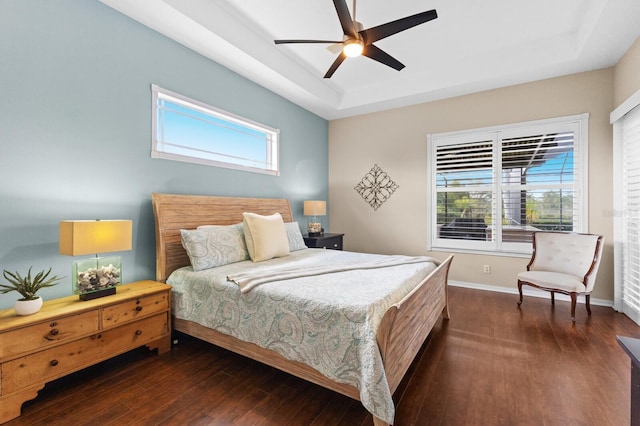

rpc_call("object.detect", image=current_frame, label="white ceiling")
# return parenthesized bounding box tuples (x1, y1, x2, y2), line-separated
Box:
(100, 0, 640, 120)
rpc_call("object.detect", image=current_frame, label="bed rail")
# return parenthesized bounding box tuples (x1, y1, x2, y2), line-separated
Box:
(377, 254, 453, 393)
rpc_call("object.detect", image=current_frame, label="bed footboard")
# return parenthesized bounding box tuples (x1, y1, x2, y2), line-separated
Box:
(376, 255, 453, 394)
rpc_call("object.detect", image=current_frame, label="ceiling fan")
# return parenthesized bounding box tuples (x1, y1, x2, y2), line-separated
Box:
(274, 0, 437, 78)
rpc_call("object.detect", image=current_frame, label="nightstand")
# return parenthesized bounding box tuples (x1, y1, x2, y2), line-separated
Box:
(304, 233, 344, 250)
(0, 280, 171, 423)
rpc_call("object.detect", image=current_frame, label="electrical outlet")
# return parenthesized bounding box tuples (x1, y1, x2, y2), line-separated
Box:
(483, 265, 491, 274)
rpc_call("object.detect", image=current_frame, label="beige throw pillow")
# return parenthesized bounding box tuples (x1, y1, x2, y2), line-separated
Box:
(243, 212, 290, 262)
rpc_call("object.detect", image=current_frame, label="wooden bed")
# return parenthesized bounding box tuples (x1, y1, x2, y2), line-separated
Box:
(152, 193, 452, 426)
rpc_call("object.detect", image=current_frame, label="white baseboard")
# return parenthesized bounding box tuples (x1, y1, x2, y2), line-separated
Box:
(448, 280, 613, 308)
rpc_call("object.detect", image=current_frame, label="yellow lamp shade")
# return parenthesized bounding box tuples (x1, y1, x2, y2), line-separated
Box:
(59, 220, 132, 256)
(303, 200, 326, 216)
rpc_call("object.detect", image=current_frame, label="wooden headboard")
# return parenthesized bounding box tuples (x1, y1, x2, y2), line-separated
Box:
(151, 193, 294, 283)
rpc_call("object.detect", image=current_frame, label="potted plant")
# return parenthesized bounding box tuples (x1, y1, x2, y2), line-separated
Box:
(0, 267, 62, 315)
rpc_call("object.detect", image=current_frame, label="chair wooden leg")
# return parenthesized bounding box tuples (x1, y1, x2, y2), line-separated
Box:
(517, 281, 523, 306)
(585, 294, 592, 316)
(570, 293, 577, 322)
(551, 292, 555, 305)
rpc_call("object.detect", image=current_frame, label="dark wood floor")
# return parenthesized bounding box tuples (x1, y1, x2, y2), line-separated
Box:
(7, 286, 640, 426)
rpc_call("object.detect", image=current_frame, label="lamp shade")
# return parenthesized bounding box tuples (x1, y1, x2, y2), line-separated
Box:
(303, 200, 326, 216)
(59, 220, 132, 256)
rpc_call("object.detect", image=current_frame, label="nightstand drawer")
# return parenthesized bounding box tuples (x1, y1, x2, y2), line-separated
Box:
(102, 291, 169, 329)
(1, 312, 169, 394)
(0, 310, 99, 362)
(304, 233, 344, 250)
(318, 235, 343, 250)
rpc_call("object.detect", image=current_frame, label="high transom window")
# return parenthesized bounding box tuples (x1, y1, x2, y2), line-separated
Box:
(152, 85, 279, 175)
(427, 114, 588, 255)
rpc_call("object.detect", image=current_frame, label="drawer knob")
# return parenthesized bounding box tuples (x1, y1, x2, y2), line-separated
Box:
(135, 306, 143, 312)
(135, 330, 142, 336)
(49, 322, 57, 327)
(50, 359, 59, 367)
(49, 329, 59, 336)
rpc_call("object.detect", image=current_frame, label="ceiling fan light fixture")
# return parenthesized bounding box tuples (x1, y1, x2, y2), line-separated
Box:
(343, 39, 364, 57)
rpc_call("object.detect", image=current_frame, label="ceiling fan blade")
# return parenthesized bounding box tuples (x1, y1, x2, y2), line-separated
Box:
(361, 9, 437, 45)
(362, 44, 405, 71)
(333, 0, 357, 37)
(327, 42, 344, 54)
(275, 39, 344, 45)
(324, 52, 347, 78)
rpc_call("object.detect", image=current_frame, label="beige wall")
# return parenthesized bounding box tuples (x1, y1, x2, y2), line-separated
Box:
(329, 69, 615, 301)
(614, 36, 640, 107)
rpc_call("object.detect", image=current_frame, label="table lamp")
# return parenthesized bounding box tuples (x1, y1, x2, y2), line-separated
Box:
(59, 220, 132, 300)
(303, 200, 326, 237)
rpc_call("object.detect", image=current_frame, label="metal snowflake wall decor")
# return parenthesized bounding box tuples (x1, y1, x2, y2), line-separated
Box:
(354, 164, 399, 211)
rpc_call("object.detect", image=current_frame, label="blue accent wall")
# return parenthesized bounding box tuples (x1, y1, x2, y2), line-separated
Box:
(0, 0, 328, 309)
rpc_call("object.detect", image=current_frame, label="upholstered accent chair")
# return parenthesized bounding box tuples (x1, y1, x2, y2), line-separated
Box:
(517, 231, 604, 322)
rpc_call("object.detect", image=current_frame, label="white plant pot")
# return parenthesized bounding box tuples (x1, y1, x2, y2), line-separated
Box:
(14, 297, 43, 316)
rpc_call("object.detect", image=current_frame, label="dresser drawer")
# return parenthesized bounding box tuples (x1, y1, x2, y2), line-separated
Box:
(102, 291, 169, 329)
(101, 312, 169, 356)
(0, 310, 99, 362)
(1, 312, 169, 394)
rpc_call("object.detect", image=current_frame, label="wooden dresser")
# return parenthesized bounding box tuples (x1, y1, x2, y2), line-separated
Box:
(0, 280, 171, 423)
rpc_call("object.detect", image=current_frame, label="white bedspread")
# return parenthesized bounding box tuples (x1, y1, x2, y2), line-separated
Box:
(227, 253, 438, 293)
(168, 249, 439, 424)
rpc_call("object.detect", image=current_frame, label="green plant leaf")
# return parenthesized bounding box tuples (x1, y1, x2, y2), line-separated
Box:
(1, 266, 62, 300)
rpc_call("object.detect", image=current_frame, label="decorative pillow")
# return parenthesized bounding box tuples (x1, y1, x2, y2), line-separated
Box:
(242, 212, 290, 262)
(197, 223, 240, 230)
(180, 223, 249, 271)
(285, 222, 307, 251)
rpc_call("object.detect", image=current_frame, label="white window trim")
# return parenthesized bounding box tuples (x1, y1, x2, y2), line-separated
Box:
(151, 84, 280, 176)
(427, 113, 589, 256)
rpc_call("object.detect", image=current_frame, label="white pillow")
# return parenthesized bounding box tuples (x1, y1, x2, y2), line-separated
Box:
(180, 223, 249, 271)
(285, 222, 307, 251)
(242, 212, 290, 262)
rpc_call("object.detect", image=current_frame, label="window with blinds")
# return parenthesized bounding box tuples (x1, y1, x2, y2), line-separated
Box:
(151, 85, 279, 175)
(428, 114, 588, 254)
(618, 105, 640, 324)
